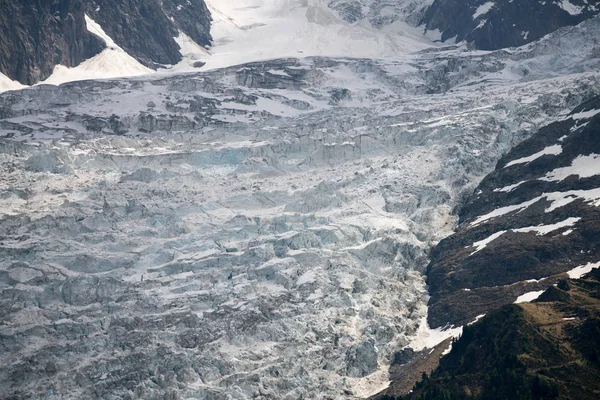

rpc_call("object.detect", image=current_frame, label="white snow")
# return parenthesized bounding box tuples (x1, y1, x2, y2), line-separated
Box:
(559, 0, 584, 15)
(409, 316, 463, 352)
(570, 108, 600, 120)
(84, 14, 118, 47)
(504, 144, 563, 168)
(567, 261, 600, 279)
(544, 188, 600, 212)
(201, 0, 435, 70)
(471, 188, 600, 225)
(540, 154, 600, 182)
(174, 31, 210, 59)
(468, 314, 487, 325)
(267, 69, 291, 77)
(440, 313, 485, 356)
(513, 217, 581, 235)
(468, 218, 578, 255)
(41, 15, 153, 85)
(473, 2, 495, 19)
(514, 290, 544, 303)
(494, 180, 528, 192)
(469, 230, 507, 255)
(470, 196, 541, 226)
(0, 72, 25, 93)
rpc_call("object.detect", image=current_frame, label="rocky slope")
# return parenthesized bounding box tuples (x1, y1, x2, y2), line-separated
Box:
(393, 269, 600, 399)
(426, 95, 600, 329)
(0, 0, 105, 85)
(0, 0, 211, 85)
(422, 0, 600, 49)
(84, 0, 211, 68)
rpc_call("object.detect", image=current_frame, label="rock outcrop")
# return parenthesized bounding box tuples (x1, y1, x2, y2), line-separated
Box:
(422, 0, 600, 49)
(0, 0, 105, 85)
(0, 0, 212, 85)
(85, 0, 211, 68)
(427, 96, 600, 329)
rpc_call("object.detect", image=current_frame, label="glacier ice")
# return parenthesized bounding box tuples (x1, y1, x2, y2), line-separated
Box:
(0, 16, 600, 400)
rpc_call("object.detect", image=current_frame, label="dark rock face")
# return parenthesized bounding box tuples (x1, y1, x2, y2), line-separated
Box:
(160, 0, 211, 48)
(85, 0, 212, 68)
(0, 0, 105, 85)
(422, 0, 600, 50)
(0, 0, 212, 85)
(427, 96, 600, 328)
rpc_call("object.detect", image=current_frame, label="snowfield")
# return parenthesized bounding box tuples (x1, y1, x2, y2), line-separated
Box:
(0, 9, 600, 400)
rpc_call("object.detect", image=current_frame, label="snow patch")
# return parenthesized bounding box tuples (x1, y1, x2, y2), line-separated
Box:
(504, 144, 562, 168)
(468, 314, 486, 325)
(469, 230, 507, 255)
(514, 290, 544, 303)
(471, 188, 600, 226)
(513, 217, 581, 235)
(468, 218, 578, 255)
(559, 0, 584, 15)
(470, 196, 542, 226)
(85, 14, 118, 48)
(409, 316, 463, 352)
(0, 72, 25, 93)
(473, 2, 495, 19)
(494, 180, 528, 192)
(540, 154, 600, 182)
(567, 261, 600, 279)
(570, 108, 600, 120)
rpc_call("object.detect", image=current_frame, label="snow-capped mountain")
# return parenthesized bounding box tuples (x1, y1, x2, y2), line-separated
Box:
(3, 0, 600, 88)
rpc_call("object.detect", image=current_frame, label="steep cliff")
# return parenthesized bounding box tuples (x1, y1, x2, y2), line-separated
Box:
(0, 0, 105, 85)
(0, 0, 212, 85)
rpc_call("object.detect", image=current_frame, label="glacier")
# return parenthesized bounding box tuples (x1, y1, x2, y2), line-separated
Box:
(0, 6, 600, 400)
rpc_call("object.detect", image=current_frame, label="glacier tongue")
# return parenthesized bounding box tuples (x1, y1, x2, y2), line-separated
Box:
(1, 17, 600, 400)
